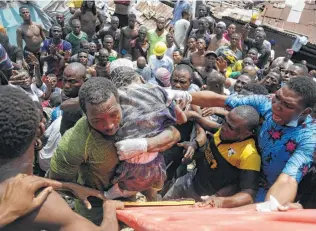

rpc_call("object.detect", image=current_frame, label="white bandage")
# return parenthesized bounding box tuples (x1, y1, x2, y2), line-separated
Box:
(256, 195, 281, 212)
(115, 138, 148, 160)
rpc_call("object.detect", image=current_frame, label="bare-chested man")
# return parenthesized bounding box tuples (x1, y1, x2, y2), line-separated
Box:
(119, 13, 138, 56)
(16, 6, 45, 71)
(70, 0, 104, 41)
(129, 26, 149, 61)
(184, 4, 208, 54)
(93, 16, 121, 50)
(94, 48, 110, 78)
(196, 51, 219, 85)
(190, 38, 206, 69)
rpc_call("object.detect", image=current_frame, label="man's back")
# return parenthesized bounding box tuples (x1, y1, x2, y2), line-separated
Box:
(174, 19, 190, 48)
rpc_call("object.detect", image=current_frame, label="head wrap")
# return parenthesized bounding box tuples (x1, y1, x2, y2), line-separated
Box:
(155, 68, 171, 87)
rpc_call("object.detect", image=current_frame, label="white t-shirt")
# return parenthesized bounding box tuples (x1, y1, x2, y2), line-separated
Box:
(165, 44, 177, 60)
(10, 83, 43, 102)
(174, 19, 190, 49)
(38, 116, 62, 172)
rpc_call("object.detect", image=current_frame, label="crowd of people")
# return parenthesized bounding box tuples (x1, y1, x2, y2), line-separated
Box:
(1, 0, 316, 229)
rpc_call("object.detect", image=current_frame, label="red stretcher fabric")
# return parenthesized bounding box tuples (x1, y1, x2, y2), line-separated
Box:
(117, 206, 316, 231)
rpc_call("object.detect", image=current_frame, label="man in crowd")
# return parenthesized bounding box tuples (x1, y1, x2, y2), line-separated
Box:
(119, 13, 138, 56)
(130, 26, 149, 61)
(70, 0, 104, 41)
(0, 32, 24, 69)
(283, 63, 308, 83)
(50, 77, 182, 224)
(147, 16, 168, 58)
(261, 71, 282, 94)
(189, 17, 211, 47)
(66, 19, 88, 56)
(41, 24, 72, 85)
(243, 24, 271, 68)
(164, 105, 261, 209)
(149, 42, 174, 77)
(94, 48, 110, 78)
(174, 9, 191, 51)
(93, 16, 121, 50)
(17, 6, 46, 72)
(59, 62, 86, 135)
(181, 76, 316, 205)
(233, 74, 254, 94)
(0, 85, 123, 230)
(171, 0, 191, 26)
(54, 13, 71, 39)
(190, 38, 207, 69)
(270, 49, 294, 70)
(103, 35, 118, 62)
(208, 21, 230, 52)
(184, 4, 208, 53)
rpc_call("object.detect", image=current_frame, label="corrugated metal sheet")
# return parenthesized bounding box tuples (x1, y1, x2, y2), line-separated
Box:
(260, 1, 316, 44)
(135, 1, 173, 29)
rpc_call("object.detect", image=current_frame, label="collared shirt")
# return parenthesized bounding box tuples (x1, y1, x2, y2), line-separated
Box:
(148, 55, 174, 77)
(147, 29, 168, 58)
(193, 129, 260, 195)
(225, 95, 316, 202)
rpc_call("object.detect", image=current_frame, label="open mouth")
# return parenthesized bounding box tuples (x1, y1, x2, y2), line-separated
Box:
(272, 113, 282, 123)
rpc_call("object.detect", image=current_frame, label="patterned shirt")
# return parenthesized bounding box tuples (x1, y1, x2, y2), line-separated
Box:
(226, 95, 316, 202)
(41, 39, 72, 77)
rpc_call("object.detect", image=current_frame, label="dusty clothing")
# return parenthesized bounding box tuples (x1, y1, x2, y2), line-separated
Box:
(116, 83, 177, 141)
(108, 84, 177, 197)
(50, 117, 119, 223)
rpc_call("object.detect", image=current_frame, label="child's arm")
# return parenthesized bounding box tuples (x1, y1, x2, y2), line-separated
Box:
(175, 104, 187, 125)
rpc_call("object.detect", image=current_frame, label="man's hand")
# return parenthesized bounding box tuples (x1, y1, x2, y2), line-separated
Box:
(27, 52, 40, 66)
(115, 138, 148, 160)
(278, 202, 303, 212)
(202, 107, 216, 117)
(177, 141, 198, 164)
(49, 44, 57, 55)
(216, 57, 227, 73)
(102, 200, 124, 231)
(195, 195, 224, 208)
(0, 174, 54, 225)
(8, 70, 27, 86)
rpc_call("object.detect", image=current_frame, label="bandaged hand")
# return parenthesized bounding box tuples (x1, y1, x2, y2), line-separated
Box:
(115, 138, 148, 160)
(165, 89, 192, 108)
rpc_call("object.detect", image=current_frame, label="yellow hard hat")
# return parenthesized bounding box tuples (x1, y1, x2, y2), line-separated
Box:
(153, 41, 167, 56)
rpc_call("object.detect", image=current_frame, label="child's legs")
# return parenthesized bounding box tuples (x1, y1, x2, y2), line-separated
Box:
(111, 154, 166, 198)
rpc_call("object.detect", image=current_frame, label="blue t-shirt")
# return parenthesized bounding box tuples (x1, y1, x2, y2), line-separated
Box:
(225, 95, 316, 202)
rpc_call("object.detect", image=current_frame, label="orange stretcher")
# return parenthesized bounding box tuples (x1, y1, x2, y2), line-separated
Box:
(117, 204, 316, 231)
